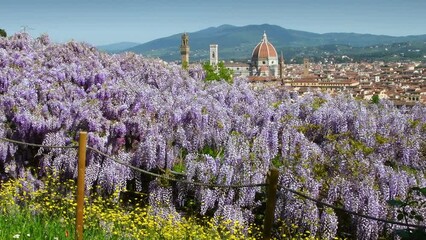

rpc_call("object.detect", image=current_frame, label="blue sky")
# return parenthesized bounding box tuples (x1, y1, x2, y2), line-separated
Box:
(1, 0, 425, 46)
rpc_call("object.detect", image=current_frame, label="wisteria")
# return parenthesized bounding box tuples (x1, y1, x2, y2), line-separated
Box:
(0, 33, 425, 239)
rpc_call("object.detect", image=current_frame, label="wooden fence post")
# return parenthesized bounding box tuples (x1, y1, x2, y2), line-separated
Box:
(263, 168, 279, 240)
(76, 132, 87, 240)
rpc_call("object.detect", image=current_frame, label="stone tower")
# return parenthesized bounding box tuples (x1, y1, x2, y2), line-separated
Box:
(180, 33, 190, 67)
(303, 58, 310, 76)
(210, 44, 218, 66)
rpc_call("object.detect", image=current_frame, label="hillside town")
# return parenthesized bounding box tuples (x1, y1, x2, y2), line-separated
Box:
(180, 33, 426, 106)
(251, 60, 426, 106)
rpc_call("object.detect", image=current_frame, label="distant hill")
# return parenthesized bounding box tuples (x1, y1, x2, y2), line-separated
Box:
(114, 24, 426, 62)
(97, 42, 141, 53)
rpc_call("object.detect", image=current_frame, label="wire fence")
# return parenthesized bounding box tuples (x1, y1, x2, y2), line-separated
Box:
(1, 136, 425, 231)
(0, 137, 78, 149)
(277, 185, 426, 229)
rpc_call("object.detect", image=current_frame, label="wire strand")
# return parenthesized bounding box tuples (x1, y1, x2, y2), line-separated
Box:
(277, 184, 426, 229)
(87, 146, 267, 189)
(0, 137, 78, 149)
(158, 167, 187, 177)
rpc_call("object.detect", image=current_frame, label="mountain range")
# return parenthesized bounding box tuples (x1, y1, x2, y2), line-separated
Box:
(98, 24, 426, 63)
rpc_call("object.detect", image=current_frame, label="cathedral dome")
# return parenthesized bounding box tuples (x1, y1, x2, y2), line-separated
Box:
(251, 32, 277, 60)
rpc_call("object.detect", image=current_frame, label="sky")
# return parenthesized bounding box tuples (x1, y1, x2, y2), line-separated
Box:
(1, 0, 426, 46)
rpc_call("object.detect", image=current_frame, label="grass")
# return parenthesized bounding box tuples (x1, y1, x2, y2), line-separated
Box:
(0, 171, 258, 239)
(0, 210, 108, 239)
(0, 170, 335, 239)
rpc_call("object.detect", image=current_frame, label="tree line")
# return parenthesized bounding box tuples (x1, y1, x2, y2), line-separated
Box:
(0, 28, 6, 37)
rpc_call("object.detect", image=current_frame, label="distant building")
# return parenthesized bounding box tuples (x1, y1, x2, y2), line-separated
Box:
(224, 61, 250, 77)
(279, 52, 285, 79)
(289, 79, 360, 92)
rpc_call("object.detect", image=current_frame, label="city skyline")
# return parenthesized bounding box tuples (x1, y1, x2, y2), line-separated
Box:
(1, 0, 426, 46)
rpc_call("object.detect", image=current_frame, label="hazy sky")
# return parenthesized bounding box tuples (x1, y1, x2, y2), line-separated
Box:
(1, 0, 425, 45)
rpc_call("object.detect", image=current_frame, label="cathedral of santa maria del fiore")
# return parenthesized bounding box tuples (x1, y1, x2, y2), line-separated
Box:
(251, 32, 279, 77)
(216, 32, 284, 79)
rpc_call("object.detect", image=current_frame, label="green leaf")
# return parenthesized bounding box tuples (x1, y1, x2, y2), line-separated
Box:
(415, 214, 424, 222)
(411, 187, 426, 197)
(370, 94, 380, 104)
(387, 199, 405, 207)
(394, 229, 412, 240)
(419, 187, 426, 197)
(411, 229, 426, 240)
(172, 162, 185, 173)
(271, 154, 283, 168)
(397, 213, 404, 220)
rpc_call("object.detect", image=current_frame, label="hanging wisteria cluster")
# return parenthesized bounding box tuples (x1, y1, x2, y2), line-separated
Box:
(1, 33, 425, 239)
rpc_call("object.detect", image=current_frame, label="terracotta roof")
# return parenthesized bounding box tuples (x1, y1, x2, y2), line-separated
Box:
(247, 76, 279, 82)
(251, 32, 278, 59)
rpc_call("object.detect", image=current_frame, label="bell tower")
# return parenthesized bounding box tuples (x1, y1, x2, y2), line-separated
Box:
(303, 58, 309, 77)
(180, 33, 190, 67)
(210, 44, 218, 66)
